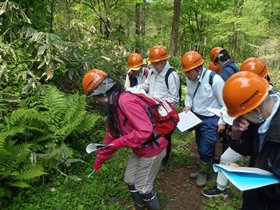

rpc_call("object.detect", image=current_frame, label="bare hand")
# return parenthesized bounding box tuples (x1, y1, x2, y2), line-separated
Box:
(228, 163, 239, 167)
(184, 106, 190, 112)
(217, 124, 225, 133)
(238, 118, 250, 131)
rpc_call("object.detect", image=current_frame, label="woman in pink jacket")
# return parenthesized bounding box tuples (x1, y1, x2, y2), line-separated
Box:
(82, 69, 167, 210)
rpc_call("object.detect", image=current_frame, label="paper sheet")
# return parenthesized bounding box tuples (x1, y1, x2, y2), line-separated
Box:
(206, 107, 236, 125)
(126, 87, 146, 95)
(176, 111, 202, 132)
(213, 164, 280, 191)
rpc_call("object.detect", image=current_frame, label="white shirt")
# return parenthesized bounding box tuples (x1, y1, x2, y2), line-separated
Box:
(136, 61, 180, 107)
(258, 94, 280, 151)
(184, 67, 225, 123)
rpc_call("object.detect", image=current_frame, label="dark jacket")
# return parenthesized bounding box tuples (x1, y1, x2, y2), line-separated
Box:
(220, 60, 239, 81)
(227, 123, 259, 167)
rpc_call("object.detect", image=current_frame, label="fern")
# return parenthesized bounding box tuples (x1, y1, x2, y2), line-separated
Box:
(0, 126, 25, 149)
(8, 181, 31, 188)
(0, 84, 100, 198)
(20, 165, 47, 180)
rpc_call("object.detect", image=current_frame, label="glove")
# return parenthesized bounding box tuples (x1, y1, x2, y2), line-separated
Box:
(93, 158, 103, 172)
(108, 139, 122, 150)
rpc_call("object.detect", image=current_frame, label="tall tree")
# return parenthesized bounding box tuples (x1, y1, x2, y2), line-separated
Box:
(83, 0, 119, 38)
(232, 0, 244, 60)
(169, 0, 181, 56)
(135, 0, 147, 53)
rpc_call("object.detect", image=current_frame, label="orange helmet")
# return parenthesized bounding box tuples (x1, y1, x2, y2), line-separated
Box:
(240, 57, 269, 78)
(127, 53, 144, 70)
(181, 51, 205, 72)
(223, 71, 269, 117)
(210, 47, 224, 62)
(148, 45, 168, 62)
(208, 62, 221, 74)
(82, 69, 107, 95)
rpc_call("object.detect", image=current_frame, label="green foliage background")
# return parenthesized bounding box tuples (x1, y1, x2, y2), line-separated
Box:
(0, 0, 280, 209)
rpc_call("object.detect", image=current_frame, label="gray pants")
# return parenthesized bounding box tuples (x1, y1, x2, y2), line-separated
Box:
(124, 149, 166, 194)
(217, 147, 242, 189)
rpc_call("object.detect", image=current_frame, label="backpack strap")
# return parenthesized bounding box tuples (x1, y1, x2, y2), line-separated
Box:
(119, 92, 160, 148)
(165, 68, 182, 106)
(208, 71, 216, 86)
(165, 68, 175, 89)
(193, 69, 207, 99)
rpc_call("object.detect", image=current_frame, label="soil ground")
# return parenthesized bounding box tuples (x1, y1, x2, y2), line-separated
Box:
(157, 140, 210, 210)
(158, 166, 205, 210)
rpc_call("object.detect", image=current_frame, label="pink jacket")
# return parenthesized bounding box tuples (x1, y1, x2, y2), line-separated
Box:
(96, 92, 168, 163)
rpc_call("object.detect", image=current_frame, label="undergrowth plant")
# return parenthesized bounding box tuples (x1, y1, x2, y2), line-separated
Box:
(0, 85, 100, 203)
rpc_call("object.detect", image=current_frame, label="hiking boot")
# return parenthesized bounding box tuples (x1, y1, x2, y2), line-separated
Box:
(159, 162, 167, 171)
(201, 186, 228, 198)
(127, 203, 148, 210)
(128, 207, 148, 210)
(189, 170, 199, 178)
(195, 172, 207, 187)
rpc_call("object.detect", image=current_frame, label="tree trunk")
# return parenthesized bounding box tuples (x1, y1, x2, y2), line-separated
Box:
(50, 0, 55, 33)
(169, 0, 181, 56)
(232, 0, 244, 60)
(135, 2, 141, 53)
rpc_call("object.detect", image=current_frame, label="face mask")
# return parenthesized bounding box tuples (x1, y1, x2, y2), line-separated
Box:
(87, 95, 110, 115)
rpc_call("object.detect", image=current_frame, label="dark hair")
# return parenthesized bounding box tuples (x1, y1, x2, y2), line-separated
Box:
(106, 81, 125, 138)
(215, 49, 231, 63)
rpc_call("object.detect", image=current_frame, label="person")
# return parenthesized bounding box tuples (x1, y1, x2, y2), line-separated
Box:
(124, 53, 150, 89)
(210, 47, 239, 81)
(181, 51, 226, 187)
(137, 45, 180, 107)
(240, 57, 278, 93)
(210, 47, 240, 150)
(137, 45, 180, 169)
(208, 61, 221, 74)
(202, 57, 274, 198)
(82, 69, 167, 210)
(222, 71, 280, 210)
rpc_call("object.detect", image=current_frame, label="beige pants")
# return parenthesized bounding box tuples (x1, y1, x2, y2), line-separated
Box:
(124, 149, 166, 194)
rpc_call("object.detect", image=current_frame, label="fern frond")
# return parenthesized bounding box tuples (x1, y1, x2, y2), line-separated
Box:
(10, 108, 41, 124)
(40, 85, 67, 117)
(20, 165, 46, 180)
(55, 93, 86, 137)
(8, 181, 31, 188)
(0, 126, 25, 149)
(73, 113, 101, 135)
(57, 94, 98, 139)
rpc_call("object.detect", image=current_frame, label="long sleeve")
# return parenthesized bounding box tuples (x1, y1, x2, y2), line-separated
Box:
(135, 74, 150, 92)
(163, 71, 180, 106)
(124, 72, 131, 89)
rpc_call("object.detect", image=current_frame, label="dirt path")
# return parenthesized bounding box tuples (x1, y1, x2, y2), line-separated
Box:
(158, 166, 204, 210)
(158, 141, 207, 210)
